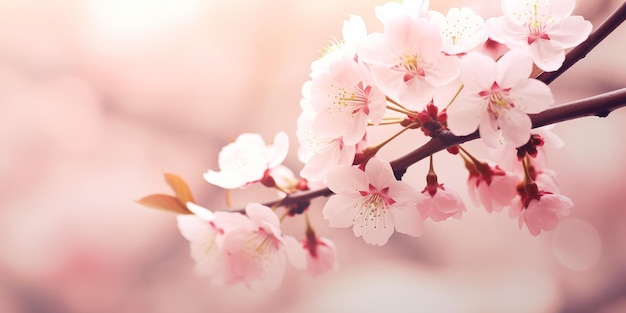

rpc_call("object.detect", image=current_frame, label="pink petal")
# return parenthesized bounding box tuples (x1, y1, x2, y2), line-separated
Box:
(267, 132, 290, 168)
(479, 113, 501, 147)
(549, 16, 592, 48)
(364, 158, 396, 190)
(509, 79, 554, 113)
(432, 189, 466, 214)
(245, 203, 280, 229)
(423, 54, 460, 86)
(322, 194, 361, 228)
(498, 108, 532, 148)
(496, 49, 533, 89)
(283, 235, 307, 270)
(177, 214, 215, 242)
(446, 93, 485, 136)
(459, 52, 497, 91)
(391, 205, 424, 237)
(326, 164, 368, 194)
(529, 39, 565, 72)
(352, 215, 395, 246)
(186, 202, 215, 221)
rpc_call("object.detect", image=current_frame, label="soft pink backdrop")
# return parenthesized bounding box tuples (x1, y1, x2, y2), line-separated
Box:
(1, 0, 625, 312)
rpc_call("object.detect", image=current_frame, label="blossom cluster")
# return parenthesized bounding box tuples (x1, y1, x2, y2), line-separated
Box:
(140, 0, 593, 290)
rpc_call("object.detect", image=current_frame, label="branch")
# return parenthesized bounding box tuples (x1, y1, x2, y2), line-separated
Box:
(251, 3, 626, 210)
(265, 88, 626, 208)
(537, 1, 626, 84)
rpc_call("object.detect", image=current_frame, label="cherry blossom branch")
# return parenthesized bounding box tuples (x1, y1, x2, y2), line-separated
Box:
(263, 88, 626, 209)
(537, 1, 626, 84)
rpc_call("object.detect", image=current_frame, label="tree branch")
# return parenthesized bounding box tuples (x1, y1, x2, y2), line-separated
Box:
(264, 88, 626, 209)
(250, 3, 626, 210)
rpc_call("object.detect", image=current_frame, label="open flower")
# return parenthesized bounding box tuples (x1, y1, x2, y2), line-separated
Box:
(297, 83, 361, 182)
(357, 15, 460, 109)
(487, 0, 592, 71)
(429, 7, 488, 55)
(178, 203, 305, 289)
(310, 56, 386, 145)
(417, 186, 466, 222)
(510, 188, 573, 236)
(466, 162, 520, 213)
(177, 203, 253, 285)
(220, 203, 306, 289)
(322, 158, 424, 246)
(447, 49, 554, 147)
(204, 132, 289, 189)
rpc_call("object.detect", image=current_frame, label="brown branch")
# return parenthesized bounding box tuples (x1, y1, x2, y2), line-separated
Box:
(262, 88, 626, 209)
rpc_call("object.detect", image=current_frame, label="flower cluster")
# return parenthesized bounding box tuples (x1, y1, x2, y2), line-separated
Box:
(140, 0, 594, 290)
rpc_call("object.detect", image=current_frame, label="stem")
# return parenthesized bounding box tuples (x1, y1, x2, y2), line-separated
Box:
(386, 96, 412, 112)
(536, 1, 626, 84)
(259, 88, 626, 209)
(386, 104, 418, 118)
(444, 84, 464, 110)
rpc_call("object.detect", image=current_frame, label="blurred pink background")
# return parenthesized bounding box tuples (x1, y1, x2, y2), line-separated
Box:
(1, 0, 625, 312)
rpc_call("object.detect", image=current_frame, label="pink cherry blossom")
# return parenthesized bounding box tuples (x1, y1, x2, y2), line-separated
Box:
(310, 56, 386, 145)
(466, 162, 520, 213)
(417, 185, 466, 222)
(220, 203, 306, 289)
(446, 49, 554, 148)
(322, 158, 424, 246)
(357, 15, 460, 109)
(204, 131, 289, 189)
(487, 0, 592, 71)
(297, 81, 362, 182)
(177, 203, 255, 285)
(511, 192, 572, 236)
(302, 234, 338, 276)
(429, 7, 488, 55)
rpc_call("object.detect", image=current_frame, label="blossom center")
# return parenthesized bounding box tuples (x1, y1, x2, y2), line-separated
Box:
(355, 184, 396, 228)
(331, 81, 372, 115)
(393, 51, 426, 82)
(479, 82, 513, 118)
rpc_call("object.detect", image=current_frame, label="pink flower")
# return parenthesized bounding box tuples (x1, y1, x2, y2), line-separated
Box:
(302, 234, 338, 276)
(446, 49, 554, 148)
(510, 191, 572, 236)
(466, 163, 520, 213)
(204, 132, 289, 189)
(178, 203, 305, 289)
(417, 186, 466, 222)
(177, 203, 254, 285)
(296, 85, 360, 182)
(310, 56, 386, 145)
(487, 0, 592, 71)
(429, 7, 488, 55)
(357, 15, 460, 109)
(220, 203, 306, 289)
(322, 158, 424, 246)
